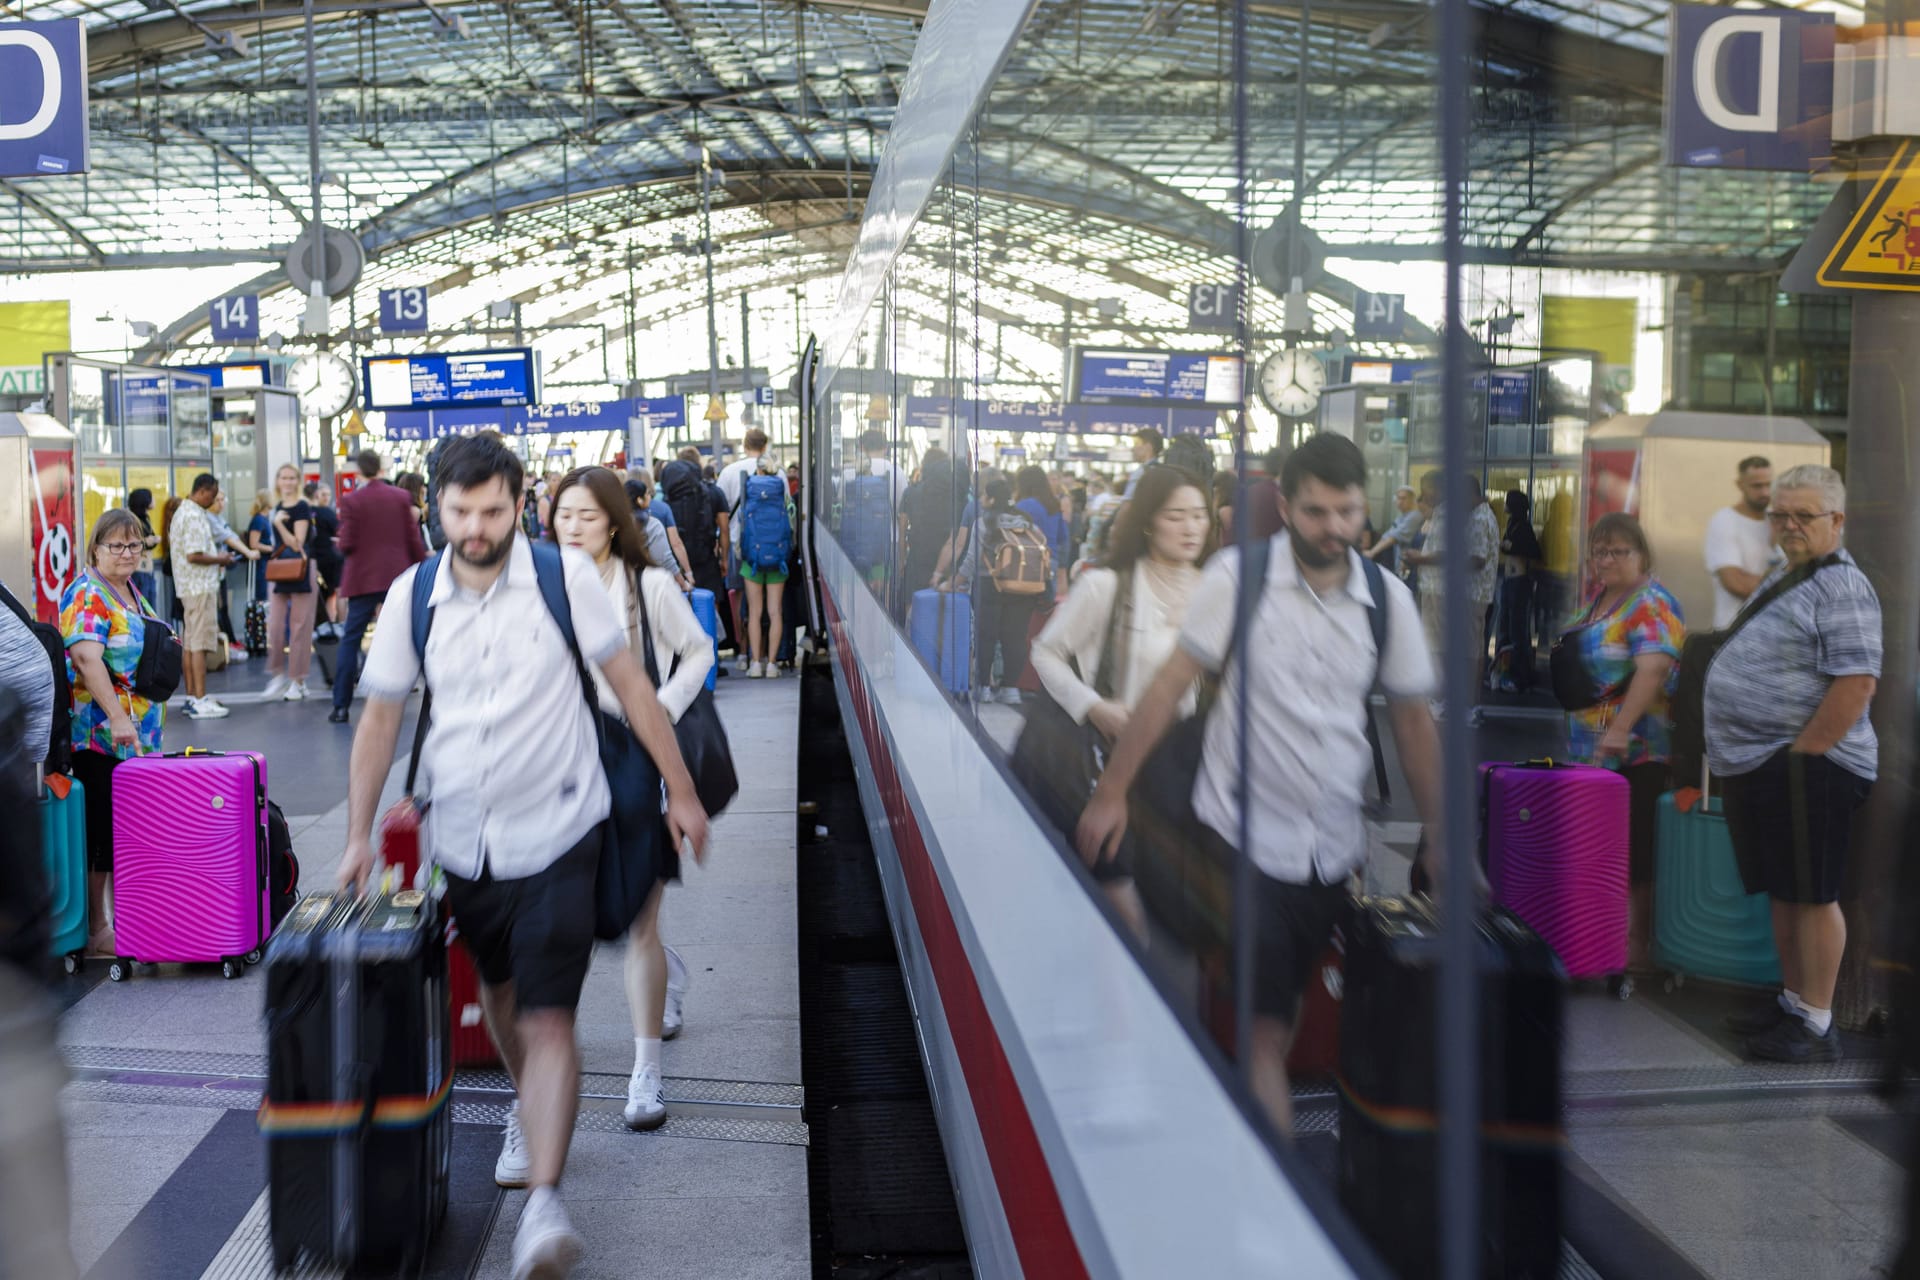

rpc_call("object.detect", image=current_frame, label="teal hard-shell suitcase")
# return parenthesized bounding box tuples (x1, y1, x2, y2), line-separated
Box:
(41, 775, 88, 972)
(1652, 792, 1781, 988)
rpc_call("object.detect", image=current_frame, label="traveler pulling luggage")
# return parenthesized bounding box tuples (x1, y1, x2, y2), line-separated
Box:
(1652, 762, 1782, 988)
(107, 750, 274, 981)
(909, 588, 971, 695)
(1339, 896, 1564, 1280)
(1481, 759, 1630, 984)
(41, 773, 89, 974)
(261, 889, 452, 1273)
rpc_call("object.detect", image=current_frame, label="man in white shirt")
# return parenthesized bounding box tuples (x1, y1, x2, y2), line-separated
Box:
(1077, 433, 1448, 1133)
(337, 435, 707, 1280)
(1704, 456, 1781, 628)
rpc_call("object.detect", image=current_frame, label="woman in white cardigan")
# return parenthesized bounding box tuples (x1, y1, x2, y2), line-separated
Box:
(1029, 463, 1213, 933)
(550, 466, 715, 1132)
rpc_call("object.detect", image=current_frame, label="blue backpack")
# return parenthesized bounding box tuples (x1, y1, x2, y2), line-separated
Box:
(739, 473, 793, 572)
(841, 472, 893, 570)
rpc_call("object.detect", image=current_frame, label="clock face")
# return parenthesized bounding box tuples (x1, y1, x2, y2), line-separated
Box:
(289, 352, 358, 419)
(1257, 348, 1327, 418)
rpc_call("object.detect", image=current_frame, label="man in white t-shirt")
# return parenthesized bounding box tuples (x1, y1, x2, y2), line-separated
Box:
(1077, 433, 1449, 1134)
(1705, 456, 1782, 629)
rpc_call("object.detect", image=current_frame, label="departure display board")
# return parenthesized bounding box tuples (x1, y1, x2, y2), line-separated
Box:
(1072, 348, 1244, 407)
(362, 348, 538, 411)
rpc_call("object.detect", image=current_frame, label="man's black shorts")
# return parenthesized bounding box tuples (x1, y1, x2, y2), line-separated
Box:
(1251, 868, 1351, 1021)
(1722, 748, 1871, 905)
(444, 824, 602, 1012)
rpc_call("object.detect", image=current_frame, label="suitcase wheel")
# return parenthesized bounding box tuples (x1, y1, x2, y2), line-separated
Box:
(107, 958, 133, 982)
(62, 953, 82, 976)
(1609, 974, 1635, 1001)
(244, 948, 264, 966)
(1665, 972, 1685, 994)
(221, 960, 244, 980)
(271, 1238, 296, 1272)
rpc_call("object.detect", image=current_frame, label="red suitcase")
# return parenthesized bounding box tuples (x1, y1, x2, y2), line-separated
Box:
(448, 934, 501, 1067)
(1481, 760, 1629, 981)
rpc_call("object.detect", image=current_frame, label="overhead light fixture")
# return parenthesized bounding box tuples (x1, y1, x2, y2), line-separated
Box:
(205, 30, 249, 59)
(128, 320, 157, 338)
(489, 300, 514, 320)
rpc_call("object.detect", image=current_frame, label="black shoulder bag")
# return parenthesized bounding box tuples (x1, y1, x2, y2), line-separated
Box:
(634, 569, 739, 818)
(1548, 592, 1627, 713)
(1009, 566, 1131, 839)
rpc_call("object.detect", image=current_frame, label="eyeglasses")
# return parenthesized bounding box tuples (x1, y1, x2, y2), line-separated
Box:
(1590, 546, 1637, 562)
(1765, 509, 1837, 529)
(99, 542, 144, 556)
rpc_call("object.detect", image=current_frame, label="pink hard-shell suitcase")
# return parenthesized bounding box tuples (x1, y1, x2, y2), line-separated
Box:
(109, 750, 272, 981)
(1480, 760, 1629, 981)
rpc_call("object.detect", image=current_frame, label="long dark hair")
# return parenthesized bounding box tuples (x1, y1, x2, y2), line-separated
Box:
(546, 465, 654, 574)
(1015, 464, 1058, 516)
(1104, 464, 1213, 575)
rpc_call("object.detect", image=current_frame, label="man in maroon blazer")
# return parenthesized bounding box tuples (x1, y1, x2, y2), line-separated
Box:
(329, 449, 428, 723)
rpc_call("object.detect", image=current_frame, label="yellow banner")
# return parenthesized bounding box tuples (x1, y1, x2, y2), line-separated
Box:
(1541, 296, 1636, 367)
(0, 301, 72, 395)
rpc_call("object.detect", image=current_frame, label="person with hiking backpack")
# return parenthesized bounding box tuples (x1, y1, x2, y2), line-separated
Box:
(945, 473, 1051, 705)
(736, 457, 796, 678)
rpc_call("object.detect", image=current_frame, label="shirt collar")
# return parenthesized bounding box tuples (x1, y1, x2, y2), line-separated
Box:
(428, 531, 531, 608)
(1268, 531, 1377, 609)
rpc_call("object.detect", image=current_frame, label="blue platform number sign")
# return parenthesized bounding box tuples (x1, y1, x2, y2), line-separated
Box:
(378, 286, 429, 335)
(1187, 282, 1240, 333)
(1664, 7, 1833, 172)
(1352, 291, 1406, 341)
(208, 293, 259, 343)
(0, 21, 90, 177)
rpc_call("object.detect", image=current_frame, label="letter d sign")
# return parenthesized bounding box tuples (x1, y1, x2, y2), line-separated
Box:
(1665, 6, 1833, 172)
(0, 21, 89, 177)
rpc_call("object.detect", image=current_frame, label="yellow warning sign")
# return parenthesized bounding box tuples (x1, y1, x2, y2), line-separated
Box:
(1819, 142, 1920, 291)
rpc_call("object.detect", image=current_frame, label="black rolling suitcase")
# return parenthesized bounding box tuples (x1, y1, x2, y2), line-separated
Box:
(245, 564, 269, 657)
(262, 889, 452, 1273)
(1338, 897, 1563, 1279)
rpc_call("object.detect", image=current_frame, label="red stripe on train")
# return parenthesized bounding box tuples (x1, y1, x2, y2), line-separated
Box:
(821, 584, 1092, 1280)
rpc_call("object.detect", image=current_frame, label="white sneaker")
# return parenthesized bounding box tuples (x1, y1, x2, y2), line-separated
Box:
(261, 674, 290, 701)
(228, 644, 248, 661)
(754, 662, 772, 679)
(737, 654, 752, 673)
(282, 679, 308, 701)
(663, 944, 688, 1041)
(184, 698, 231, 720)
(510, 1187, 582, 1280)
(495, 1101, 531, 1189)
(623, 1063, 667, 1131)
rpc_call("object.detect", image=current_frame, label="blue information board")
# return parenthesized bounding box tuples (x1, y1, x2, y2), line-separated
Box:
(377, 286, 429, 335)
(362, 348, 538, 411)
(1352, 291, 1406, 341)
(1073, 348, 1243, 407)
(381, 395, 684, 441)
(904, 397, 1218, 437)
(208, 294, 259, 343)
(0, 21, 89, 176)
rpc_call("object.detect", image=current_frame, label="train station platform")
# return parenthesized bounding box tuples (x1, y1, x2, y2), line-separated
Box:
(49, 656, 810, 1280)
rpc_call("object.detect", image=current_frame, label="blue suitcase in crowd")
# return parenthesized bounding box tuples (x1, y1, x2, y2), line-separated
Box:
(1652, 791, 1781, 988)
(42, 775, 88, 973)
(910, 589, 970, 696)
(688, 588, 720, 692)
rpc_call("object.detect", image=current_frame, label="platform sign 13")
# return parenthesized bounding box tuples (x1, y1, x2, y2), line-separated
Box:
(208, 293, 260, 343)
(379, 286, 429, 335)
(1352, 290, 1406, 341)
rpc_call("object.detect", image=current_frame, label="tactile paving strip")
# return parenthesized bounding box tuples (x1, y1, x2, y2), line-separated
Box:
(198, 1192, 341, 1280)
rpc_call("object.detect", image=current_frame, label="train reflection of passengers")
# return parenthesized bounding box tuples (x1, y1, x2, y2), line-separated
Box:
(1018, 465, 1214, 936)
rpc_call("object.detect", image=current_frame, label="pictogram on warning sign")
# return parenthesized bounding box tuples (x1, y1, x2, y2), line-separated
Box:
(1818, 141, 1920, 291)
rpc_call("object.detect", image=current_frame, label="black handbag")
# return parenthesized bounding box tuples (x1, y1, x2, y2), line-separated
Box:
(1010, 569, 1128, 838)
(95, 574, 182, 703)
(1547, 623, 1607, 712)
(634, 571, 738, 818)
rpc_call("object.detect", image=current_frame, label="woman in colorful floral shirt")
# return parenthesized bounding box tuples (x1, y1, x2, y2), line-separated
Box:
(1561, 512, 1685, 969)
(61, 508, 167, 956)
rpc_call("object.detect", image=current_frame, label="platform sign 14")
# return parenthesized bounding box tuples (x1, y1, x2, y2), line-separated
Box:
(208, 293, 259, 343)
(1353, 291, 1406, 341)
(378, 286, 429, 334)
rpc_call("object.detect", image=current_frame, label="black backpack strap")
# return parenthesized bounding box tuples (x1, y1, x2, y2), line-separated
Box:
(403, 552, 443, 798)
(1358, 555, 1393, 807)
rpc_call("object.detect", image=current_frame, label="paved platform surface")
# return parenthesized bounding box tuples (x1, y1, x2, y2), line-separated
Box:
(55, 652, 808, 1280)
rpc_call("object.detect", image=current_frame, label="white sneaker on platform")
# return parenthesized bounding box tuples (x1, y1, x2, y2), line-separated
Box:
(511, 1187, 582, 1280)
(184, 697, 231, 720)
(261, 674, 290, 701)
(282, 679, 308, 701)
(663, 945, 688, 1040)
(624, 1063, 667, 1131)
(495, 1101, 531, 1189)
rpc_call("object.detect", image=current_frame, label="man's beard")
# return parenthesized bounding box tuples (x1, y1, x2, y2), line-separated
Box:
(454, 532, 513, 568)
(1291, 534, 1348, 570)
